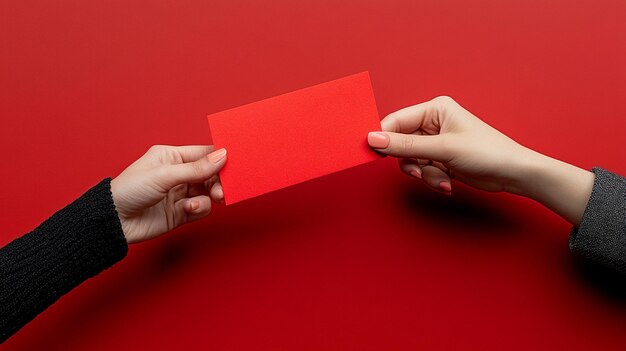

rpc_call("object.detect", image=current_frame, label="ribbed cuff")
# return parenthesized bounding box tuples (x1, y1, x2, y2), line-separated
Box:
(569, 168, 626, 272)
(0, 178, 128, 343)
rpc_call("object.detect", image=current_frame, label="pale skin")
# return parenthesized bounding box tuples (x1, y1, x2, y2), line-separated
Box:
(367, 96, 595, 227)
(110, 145, 227, 244)
(110, 96, 594, 244)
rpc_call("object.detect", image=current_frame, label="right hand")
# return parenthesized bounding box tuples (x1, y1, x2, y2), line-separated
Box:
(368, 96, 595, 227)
(367, 96, 534, 195)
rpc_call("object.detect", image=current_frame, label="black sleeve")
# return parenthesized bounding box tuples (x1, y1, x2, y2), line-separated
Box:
(569, 168, 626, 272)
(0, 178, 128, 343)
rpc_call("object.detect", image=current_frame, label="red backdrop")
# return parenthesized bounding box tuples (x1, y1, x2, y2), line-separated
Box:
(2, 0, 626, 349)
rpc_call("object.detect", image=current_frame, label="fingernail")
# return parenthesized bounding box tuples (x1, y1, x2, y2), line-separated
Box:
(189, 200, 200, 211)
(368, 132, 389, 148)
(439, 181, 452, 193)
(409, 169, 422, 179)
(208, 148, 227, 164)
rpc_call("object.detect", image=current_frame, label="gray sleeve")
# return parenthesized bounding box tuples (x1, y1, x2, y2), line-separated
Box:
(569, 168, 626, 272)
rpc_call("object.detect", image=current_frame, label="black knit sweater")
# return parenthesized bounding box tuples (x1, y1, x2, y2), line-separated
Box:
(0, 178, 128, 343)
(1, 169, 625, 343)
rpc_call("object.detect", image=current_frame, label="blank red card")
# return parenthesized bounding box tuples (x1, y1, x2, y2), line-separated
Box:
(207, 71, 382, 205)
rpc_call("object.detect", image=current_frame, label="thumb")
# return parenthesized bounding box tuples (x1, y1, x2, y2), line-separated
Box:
(157, 148, 227, 189)
(367, 131, 450, 161)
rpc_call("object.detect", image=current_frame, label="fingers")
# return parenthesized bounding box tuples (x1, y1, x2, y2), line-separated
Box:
(145, 145, 215, 164)
(370, 96, 459, 166)
(399, 159, 452, 194)
(175, 145, 215, 162)
(421, 165, 452, 195)
(187, 174, 221, 194)
(399, 158, 423, 179)
(202, 174, 225, 203)
(380, 96, 456, 133)
(176, 195, 212, 225)
(187, 182, 208, 197)
(368, 131, 451, 162)
(209, 181, 224, 203)
(156, 148, 227, 190)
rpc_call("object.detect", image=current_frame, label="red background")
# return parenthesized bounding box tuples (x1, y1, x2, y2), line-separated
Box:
(1, 0, 626, 349)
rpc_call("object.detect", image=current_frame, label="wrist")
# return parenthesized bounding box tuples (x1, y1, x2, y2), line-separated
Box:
(497, 146, 546, 197)
(509, 148, 556, 198)
(508, 147, 595, 226)
(109, 177, 132, 243)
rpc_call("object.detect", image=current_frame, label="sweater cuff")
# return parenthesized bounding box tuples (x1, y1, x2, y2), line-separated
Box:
(0, 178, 128, 342)
(569, 168, 626, 272)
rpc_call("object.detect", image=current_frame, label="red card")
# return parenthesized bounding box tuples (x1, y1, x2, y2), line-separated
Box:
(207, 71, 382, 205)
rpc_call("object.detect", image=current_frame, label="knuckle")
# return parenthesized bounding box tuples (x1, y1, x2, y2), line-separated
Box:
(400, 135, 415, 151)
(147, 145, 171, 158)
(149, 145, 185, 164)
(148, 145, 167, 153)
(431, 96, 459, 122)
(432, 95, 457, 107)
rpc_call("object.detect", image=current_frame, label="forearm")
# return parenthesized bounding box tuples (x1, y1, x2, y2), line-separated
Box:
(0, 179, 127, 343)
(513, 148, 595, 227)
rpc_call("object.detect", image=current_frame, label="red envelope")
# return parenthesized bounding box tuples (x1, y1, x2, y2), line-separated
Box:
(207, 71, 382, 205)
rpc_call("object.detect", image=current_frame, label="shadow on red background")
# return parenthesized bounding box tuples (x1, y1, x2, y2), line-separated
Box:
(11, 160, 626, 350)
(11, 162, 531, 350)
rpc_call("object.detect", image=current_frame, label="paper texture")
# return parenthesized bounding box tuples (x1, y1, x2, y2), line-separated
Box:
(207, 71, 382, 205)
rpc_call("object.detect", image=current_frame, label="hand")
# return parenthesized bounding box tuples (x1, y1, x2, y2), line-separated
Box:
(368, 96, 594, 226)
(110, 145, 227, 244)
(367, 96, 531, 195)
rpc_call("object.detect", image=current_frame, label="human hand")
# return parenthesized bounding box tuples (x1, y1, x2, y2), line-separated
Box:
(367, 96, 532, 195)
(367, 96, 594, 226)
(110, 145, 227, 244)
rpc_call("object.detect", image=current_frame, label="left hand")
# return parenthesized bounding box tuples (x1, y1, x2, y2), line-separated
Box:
(110, 145, 227, 244)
